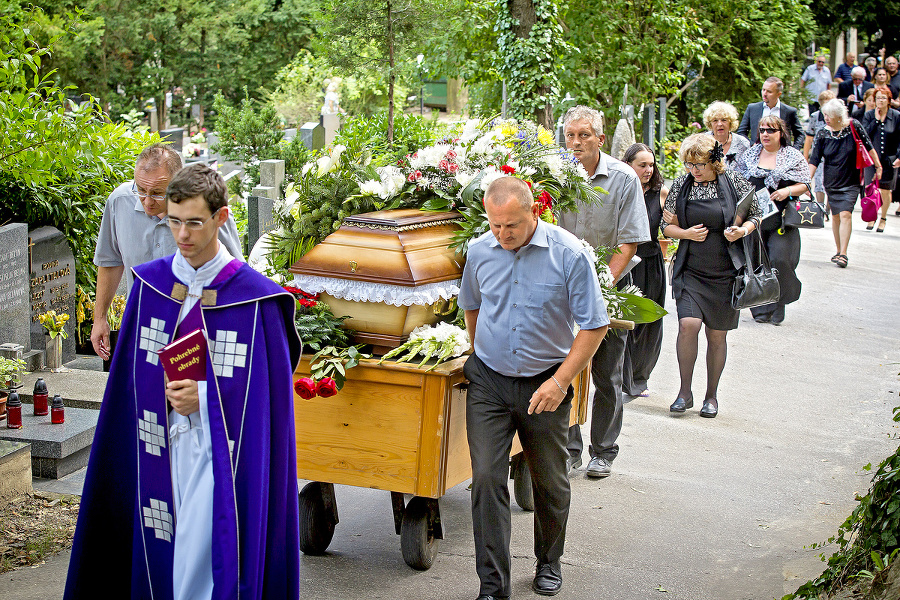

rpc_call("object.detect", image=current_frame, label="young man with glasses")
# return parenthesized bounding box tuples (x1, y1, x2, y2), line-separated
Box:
(66, 163, 302, 600)
(92, 143, 243, 360)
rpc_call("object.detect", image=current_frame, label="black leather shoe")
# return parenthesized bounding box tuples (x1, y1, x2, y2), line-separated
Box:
(585, 456, 611, 478)
(532, 562, 562, 596)
(670, 396, 693, 412)
(476, 595, 509, 600)
(567, 455, 582, 474)
(700, 399, 718, 418)
(754, 315, 770, 323)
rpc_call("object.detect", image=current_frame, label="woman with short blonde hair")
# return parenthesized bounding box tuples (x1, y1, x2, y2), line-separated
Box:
(702, 101, 750, 168)
(660, 133, 761, 418)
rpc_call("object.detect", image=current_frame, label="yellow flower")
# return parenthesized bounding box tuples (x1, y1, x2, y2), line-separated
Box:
(537, 127, 555, 146)
(500, 122, 518, 138)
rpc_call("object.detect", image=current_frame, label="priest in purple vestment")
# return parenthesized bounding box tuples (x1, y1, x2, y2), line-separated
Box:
(65, 163, 302, 600)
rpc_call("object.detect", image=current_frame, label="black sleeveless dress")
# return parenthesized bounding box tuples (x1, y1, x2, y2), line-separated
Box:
(623, 188, 666, 396)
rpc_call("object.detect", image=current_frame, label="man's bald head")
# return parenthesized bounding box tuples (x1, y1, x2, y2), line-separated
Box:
(484, 176, 534, 210)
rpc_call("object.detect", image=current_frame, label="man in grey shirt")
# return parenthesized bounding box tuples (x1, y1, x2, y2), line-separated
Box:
(91, 144, 244, 359)
(558, 105, 650, 479)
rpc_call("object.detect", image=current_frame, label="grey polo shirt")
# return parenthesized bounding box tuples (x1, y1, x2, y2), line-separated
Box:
(94, 181, 245, 294)
(557, 152, 650, 249)
(458, 219, 609, 377)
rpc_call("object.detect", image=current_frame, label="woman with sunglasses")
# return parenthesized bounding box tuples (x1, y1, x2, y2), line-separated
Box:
(809, 99, 881, 268)
(862, 88, 900, 231)
(621, 143, 668, 398)
(660, 134, 760, 419)
(735, 116, 811, 325)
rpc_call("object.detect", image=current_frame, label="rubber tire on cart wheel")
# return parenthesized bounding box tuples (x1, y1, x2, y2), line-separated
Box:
(298, 482, 336, 555)
(400, 497, 438, 570)
(512, 457, 535, 512)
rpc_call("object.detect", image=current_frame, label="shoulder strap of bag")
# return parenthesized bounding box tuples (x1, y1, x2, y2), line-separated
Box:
(741, 229, 771, 271)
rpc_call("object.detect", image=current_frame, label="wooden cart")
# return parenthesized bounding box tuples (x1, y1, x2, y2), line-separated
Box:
(292, 354, 593, 570)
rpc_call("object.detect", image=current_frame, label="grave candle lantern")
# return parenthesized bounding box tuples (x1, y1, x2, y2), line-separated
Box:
(51, 393, 65, 424)
(33, 377, 49, 416)
(6, 390, 22, 429)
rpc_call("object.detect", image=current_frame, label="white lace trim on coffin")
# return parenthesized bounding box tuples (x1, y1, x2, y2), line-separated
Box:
(290, 275, 460, 307)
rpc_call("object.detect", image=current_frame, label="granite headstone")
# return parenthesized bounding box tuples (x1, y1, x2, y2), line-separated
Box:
(160, 128, 184, 153)
(259, 159, 285, 199)
(0, 224, 31, 353)
(299, 122, 325, 151)
(247, 195, 278, 252)
(29, 226, 76, 364)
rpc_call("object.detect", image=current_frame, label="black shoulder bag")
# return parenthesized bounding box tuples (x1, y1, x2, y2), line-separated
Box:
(731, 230, 781, 310)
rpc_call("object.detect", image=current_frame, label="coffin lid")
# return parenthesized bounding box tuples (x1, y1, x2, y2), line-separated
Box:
(288, 209, 465, 287)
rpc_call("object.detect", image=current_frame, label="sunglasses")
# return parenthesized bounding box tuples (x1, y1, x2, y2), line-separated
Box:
(758, 127, 780, 134)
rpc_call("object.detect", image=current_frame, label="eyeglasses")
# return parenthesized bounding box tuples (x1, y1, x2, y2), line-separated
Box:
(683, 162, 709, 170)
(167, 208, 222, 231)
(758, 127, 780, 134)
(132, 183, 167, 202)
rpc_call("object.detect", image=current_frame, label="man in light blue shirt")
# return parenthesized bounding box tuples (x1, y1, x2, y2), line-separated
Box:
(458, 176, 608, 599)
(801, 55, 833, 113)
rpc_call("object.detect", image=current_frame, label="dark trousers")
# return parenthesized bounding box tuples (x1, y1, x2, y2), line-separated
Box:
(567, 328, 626, 462)
(750, 220, 801, 320)
(464, 354, 571, 598)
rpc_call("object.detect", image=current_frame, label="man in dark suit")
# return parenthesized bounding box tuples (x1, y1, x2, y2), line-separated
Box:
(737, 77, 804, 150)
(837, 66, 875, 112)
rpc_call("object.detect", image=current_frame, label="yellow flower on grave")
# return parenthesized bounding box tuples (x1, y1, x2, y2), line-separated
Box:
(500, 122, 518, 138)
(39, 309, 70, 339)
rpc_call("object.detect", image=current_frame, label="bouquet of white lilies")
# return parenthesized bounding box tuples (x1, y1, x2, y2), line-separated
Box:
(378, 323, 470, 371)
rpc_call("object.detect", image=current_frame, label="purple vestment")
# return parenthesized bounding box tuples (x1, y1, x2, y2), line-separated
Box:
(65, 256, 302, 599)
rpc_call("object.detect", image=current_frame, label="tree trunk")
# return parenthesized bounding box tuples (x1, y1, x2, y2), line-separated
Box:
(386, 0, 395, 145)
(509, 0, 552, 128)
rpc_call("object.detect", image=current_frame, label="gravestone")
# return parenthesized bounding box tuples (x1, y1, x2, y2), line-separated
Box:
(657, 97, 667, 166)
(0, 224, 31, 355)
(642, 103, 656, 149)
(259, 159, 285, 199)
(160, 128, 184, 152)
(247, 195, 278, 252)
(284, 128, 297, 142)
(29, 227, 76, 364)
(322, 113, 340, 146)
(299, 122, 325, 151)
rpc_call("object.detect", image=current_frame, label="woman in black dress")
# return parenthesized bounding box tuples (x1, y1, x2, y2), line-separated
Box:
(809, 99, 882, 268)
(862, 88, 900, 231)
(622, 143, 668, 397)
(735, 116, 811, 325)
(661, 134, 761, 418)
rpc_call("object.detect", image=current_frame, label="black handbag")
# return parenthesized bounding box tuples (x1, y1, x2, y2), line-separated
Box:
(732, 230, 780, 310)
(782, 197, 826, 229)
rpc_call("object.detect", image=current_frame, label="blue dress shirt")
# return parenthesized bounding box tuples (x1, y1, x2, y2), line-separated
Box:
(458, 219, 609, 377)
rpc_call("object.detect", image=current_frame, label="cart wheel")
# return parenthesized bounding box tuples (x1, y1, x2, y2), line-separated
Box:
(400, 497, 438, 570)
(298, 482, 336, 555)
(512, 457, 535, 512)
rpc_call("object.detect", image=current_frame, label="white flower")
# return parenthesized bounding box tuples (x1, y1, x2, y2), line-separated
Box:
(478, 166, 503, 191)
(454, 171, 476, 190)
(471, 131, 501, 156)
(332, 144, 346, 162)
(301, 161, 315, 176)
(316, 155, 335, 177)
(359, 180, 382, 196)
(375, 166, 407, 200)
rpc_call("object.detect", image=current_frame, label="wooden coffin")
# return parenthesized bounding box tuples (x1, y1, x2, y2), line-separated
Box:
(289, 209, 465, 351)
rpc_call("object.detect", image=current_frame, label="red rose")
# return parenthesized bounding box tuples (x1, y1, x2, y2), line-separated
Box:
(446, 149, 457, 159)
(294, 377, 317, 399)
(447, 162, 459, 174)
(316, 377, 339, 398)
(283, 285, 304, 295)
(500, 164, 516, 174)
(299, 298, 317, 307)
(439, 159, 450, 171)
(538, 190, 553, 210)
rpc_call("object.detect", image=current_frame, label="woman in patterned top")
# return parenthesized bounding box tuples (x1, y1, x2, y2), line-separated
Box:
(660, 134, 761, 419)
(735, 115, 811, 325)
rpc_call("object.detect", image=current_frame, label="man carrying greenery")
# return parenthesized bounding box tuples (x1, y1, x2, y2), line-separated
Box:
(91, 144, 244, 360)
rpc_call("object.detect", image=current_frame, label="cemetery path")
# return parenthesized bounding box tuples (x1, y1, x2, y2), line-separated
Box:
(1, 214, 899, 599)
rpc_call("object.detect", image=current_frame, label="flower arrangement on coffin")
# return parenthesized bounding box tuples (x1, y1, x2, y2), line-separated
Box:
(378, 323, 470, 370)
(286, 285, 371, 398)
(357, 118, 601, 253)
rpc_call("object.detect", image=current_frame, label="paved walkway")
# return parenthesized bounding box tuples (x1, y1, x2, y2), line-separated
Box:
(2, 211, 898, 599)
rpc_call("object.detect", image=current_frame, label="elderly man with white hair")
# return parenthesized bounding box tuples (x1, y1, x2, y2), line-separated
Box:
(837, 66, 874, 110)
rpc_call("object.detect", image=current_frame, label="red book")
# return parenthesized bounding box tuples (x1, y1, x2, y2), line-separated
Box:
(157, 329, 207, 381)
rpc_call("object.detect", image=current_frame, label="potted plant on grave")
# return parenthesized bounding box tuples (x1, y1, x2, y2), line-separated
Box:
(38, 310, 69, 371)
(0, 356, 29, 419)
